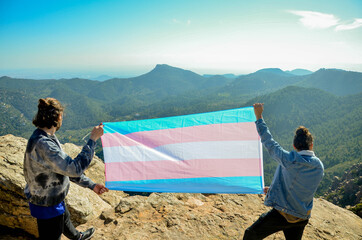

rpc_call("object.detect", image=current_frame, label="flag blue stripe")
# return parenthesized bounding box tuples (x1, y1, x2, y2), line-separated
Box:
(103, 106, 255, 135)
(105, 176, 263, 194)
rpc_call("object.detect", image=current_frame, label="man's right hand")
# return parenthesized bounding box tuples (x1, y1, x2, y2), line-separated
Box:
(253, 103, 264, 120)
(90, 123, 104, 141)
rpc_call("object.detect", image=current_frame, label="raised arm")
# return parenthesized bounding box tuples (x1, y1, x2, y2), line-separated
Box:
(253, 103, 292, 168)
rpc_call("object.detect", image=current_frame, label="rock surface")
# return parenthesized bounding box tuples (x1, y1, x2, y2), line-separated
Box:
(70, 194, 362, 240)
(325, 163, 361, 216)
(1, 134, 362, 240)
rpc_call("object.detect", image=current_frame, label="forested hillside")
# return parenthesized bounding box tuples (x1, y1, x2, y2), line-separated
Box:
(0, 65, 361, 198)
(296, 68, 362, 96)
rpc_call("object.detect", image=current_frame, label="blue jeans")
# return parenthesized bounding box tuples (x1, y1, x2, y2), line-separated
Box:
(37, 204, 80, 240)
(243, 208, 308, 240)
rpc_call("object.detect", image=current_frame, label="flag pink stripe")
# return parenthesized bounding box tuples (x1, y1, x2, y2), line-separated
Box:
(102, 122, 258, 148)
(105, 158, 261, 181)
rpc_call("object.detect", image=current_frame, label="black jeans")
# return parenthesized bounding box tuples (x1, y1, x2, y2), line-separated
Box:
(37, 204, 80, 240)
(243, 208, 309, 240)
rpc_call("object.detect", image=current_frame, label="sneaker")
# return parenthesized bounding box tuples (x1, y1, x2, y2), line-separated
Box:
(79, 227, 95, 240)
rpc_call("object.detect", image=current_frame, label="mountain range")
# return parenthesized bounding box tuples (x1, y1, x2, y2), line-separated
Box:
(0, 64, 361, 202)
(1, 64, 360, 126)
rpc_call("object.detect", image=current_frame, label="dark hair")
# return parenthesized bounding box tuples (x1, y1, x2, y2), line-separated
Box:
(33, 98, 64, 130)
(293, 126, 313, 151)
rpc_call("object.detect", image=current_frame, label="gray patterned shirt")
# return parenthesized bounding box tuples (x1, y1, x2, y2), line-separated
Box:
(24, 129, 96, 206)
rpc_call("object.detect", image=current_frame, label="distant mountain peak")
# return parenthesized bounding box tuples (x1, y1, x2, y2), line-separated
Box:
(155, 63, 171, 68)
(153, 64, 177, 70)
(257, 68, 283, 71)
(252, 68, 293, 77)
(149, 64, 198, 76)
(316, 68, 345, 73)
(285, 69, 313, 76)
(255, 68, 286, 74)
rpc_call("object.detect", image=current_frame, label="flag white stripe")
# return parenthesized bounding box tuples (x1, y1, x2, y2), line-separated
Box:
(103, 140, 261, 163)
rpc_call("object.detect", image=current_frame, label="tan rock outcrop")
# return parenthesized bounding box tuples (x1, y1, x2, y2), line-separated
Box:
(68, 193, 362, 240)
(0, 135, 36, 236)
(71, 193, 362, 240)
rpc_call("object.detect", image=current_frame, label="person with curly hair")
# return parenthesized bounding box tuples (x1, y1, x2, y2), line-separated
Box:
(24, 98, 108, 240)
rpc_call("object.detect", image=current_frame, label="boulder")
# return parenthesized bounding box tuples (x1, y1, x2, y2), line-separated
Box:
(0, 135, 36, 236)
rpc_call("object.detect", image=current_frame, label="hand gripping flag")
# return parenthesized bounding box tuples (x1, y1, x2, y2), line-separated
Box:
(101, 107, 264, 193)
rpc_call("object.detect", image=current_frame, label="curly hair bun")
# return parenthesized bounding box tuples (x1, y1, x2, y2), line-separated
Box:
(33, 98, 64, 129)
(293, 126, 313, 151)
(295, 126, 309, 136)
(38, 98, 51, 111)
(38, 98, 48, 106)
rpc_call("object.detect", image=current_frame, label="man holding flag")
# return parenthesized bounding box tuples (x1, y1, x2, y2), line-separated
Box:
(243, 103, 324, 240)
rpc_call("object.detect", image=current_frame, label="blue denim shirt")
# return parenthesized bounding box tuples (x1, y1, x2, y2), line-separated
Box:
(256, 119, 324, 219)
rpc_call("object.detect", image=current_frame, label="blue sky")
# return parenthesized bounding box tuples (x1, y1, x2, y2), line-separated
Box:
(0, 0, 361, 78)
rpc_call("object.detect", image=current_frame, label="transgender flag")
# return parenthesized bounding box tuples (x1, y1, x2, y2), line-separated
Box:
(101, 107, 264, 194)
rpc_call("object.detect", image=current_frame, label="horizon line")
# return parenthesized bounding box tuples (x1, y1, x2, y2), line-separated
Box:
(0, 64, 360, 80)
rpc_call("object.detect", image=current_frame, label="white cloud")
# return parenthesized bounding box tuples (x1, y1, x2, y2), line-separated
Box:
(335, 18, 362, 31)
(288, 10, 340, 29)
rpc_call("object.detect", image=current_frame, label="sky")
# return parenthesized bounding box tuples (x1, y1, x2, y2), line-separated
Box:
(0, 0, 361, 79)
